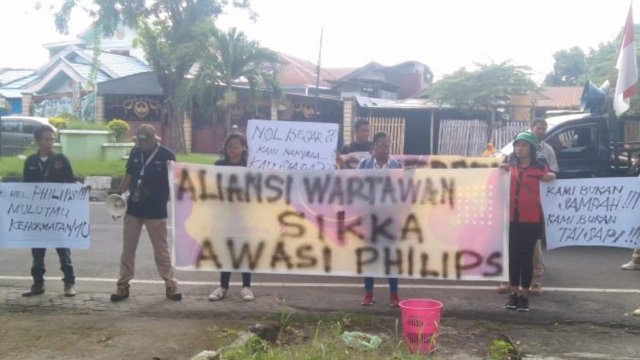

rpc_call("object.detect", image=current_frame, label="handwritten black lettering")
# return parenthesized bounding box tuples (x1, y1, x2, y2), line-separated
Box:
(227, 238, 264, 270)
(195, 238, 222, 269)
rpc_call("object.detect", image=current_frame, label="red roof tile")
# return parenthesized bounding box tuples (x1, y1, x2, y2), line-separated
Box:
(536, 86, 582, 108)
(276, 52, 355, 87)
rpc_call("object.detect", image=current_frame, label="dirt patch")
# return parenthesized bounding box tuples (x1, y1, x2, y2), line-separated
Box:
(0, 310, 231, 360)
(3, 307, 639, 360)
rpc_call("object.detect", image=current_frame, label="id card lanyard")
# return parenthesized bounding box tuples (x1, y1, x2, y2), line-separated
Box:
(37, 158, 50, 180)
(137, 146, 159, 187)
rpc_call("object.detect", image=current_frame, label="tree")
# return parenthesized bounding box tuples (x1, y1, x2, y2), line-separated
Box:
(53, 0, 253, 152)
(179, 25, 281, 133)
(544, 47, 586, 86)
(0, 97, 10, 113)
(428, 61, 537, 110)
(546, 24, 640, 113)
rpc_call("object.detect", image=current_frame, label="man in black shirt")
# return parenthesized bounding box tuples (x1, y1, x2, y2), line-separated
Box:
(110, 124, 182, 302)
(22, 125, 77, 297)
(340, 119, 371, 154)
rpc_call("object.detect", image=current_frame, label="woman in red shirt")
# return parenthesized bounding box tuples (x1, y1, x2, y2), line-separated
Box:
(504, 131, 555, 312)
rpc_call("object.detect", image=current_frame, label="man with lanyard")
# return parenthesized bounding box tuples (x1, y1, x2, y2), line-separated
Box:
(22, 125, 77, 297)
(110, 124, 182, 302)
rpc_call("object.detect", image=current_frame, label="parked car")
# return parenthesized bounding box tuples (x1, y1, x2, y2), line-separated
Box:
(499, 112, 640, 179)
(0, 116, 55, 155)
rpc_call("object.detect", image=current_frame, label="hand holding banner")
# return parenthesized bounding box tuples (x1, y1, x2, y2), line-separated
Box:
(170, 163, 509, 281)
(541, 178, 640, 249)
(0, 183, 91, 248)
(247, 119, 339, 171)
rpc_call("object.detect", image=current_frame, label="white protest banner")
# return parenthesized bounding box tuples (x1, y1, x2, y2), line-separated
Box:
(170, 162, 509, 281)
(247, 119, 339, 171)
(0, 183, 90, 248)
(541, 177, 640, 250)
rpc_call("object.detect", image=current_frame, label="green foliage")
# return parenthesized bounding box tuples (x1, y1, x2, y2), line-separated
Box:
(487, 339, 517, 360)
(544, 46, 586, 86)
(107, 119, 130, 141)
(0, 97, 10, 112)
(428, 61, 537, 110)
(48, 117, 70, 129)
(0, 153, 218, 177)
(67, 121, 109, 131)
(53, 0, 255, 152)
(546, 24, 640, 113)
(178, 24, 282, 131)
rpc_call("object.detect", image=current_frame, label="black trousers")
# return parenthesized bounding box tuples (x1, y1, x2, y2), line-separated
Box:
(508, 222, 541, 290)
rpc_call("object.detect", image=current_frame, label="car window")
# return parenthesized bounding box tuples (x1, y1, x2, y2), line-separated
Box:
(547, 125, 596, 158)
(22, 121, 39, 135)
(1, 120, 20, 133)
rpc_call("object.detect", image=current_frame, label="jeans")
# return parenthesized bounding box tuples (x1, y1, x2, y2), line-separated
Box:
(364, 277, 398, 294)
(31, 248, 75, 285)
(220, 272, 252, 288)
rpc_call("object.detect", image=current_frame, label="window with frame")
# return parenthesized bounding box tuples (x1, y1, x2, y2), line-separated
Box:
(1, 120, 20, 133)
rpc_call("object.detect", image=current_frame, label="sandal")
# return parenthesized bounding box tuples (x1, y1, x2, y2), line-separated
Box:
(496, 282, 510, 294)
(530, 283, 542, 296)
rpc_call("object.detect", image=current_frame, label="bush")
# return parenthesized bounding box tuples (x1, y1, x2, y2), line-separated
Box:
(49, 117, 70, 129)
(107, 119, 130, 142)
(67, 120, 109, 130)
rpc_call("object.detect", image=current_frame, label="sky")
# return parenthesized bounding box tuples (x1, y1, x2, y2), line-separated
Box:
(1, 1, 638, 83)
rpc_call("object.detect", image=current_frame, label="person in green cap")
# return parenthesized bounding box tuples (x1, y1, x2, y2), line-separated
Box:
(502, 131, 555, 312)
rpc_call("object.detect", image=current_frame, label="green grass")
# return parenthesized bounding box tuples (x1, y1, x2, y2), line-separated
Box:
(0, 152, 219, 178)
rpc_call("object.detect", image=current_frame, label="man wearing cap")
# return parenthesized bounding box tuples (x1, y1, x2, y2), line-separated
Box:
(110, 124, 182, 302)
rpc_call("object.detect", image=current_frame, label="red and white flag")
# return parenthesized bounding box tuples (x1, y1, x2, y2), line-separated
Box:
(614, 5, 638, 116)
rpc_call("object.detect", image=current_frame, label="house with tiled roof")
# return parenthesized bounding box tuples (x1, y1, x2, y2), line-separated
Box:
(0, 26, 150, 119)
(329, 61, 433, 100)
(275, 52, 355, 95)
(510, 86, 582, 121)
(0, 69, 35, 115)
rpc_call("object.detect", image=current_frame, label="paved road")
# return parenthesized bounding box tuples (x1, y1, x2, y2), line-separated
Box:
(2, 203, 640, 325)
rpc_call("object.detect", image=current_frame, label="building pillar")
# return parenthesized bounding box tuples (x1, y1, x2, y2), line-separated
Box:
(183, 112, 192, 153)
(342, 97, 355, 145)
(21, 92, 33, 116)
(96, 95, 105, 122)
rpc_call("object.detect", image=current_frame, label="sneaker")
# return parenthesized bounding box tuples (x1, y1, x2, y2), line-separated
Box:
(530, 283, 542, 296)
(504, 293, 518, 309)
(517, 296, 530, 312)
(241, 287, 255, 301)
(496, 281, 510, 294)
(360, 292, 375, 306)
(621, 260, 640, 270)
(208, 287, 228, 301)
(22, 284, 45, 297)
(63, 283, 76, 297)
(389, 293, 400, 307)
(166, 286, 182, 301)
(110, 285, 130, 302)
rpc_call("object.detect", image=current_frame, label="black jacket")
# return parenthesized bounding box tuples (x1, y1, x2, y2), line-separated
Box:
(23, 152, 75, 183)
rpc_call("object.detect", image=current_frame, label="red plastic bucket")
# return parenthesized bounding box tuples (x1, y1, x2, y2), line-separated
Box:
(399, 299, 443, 353)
